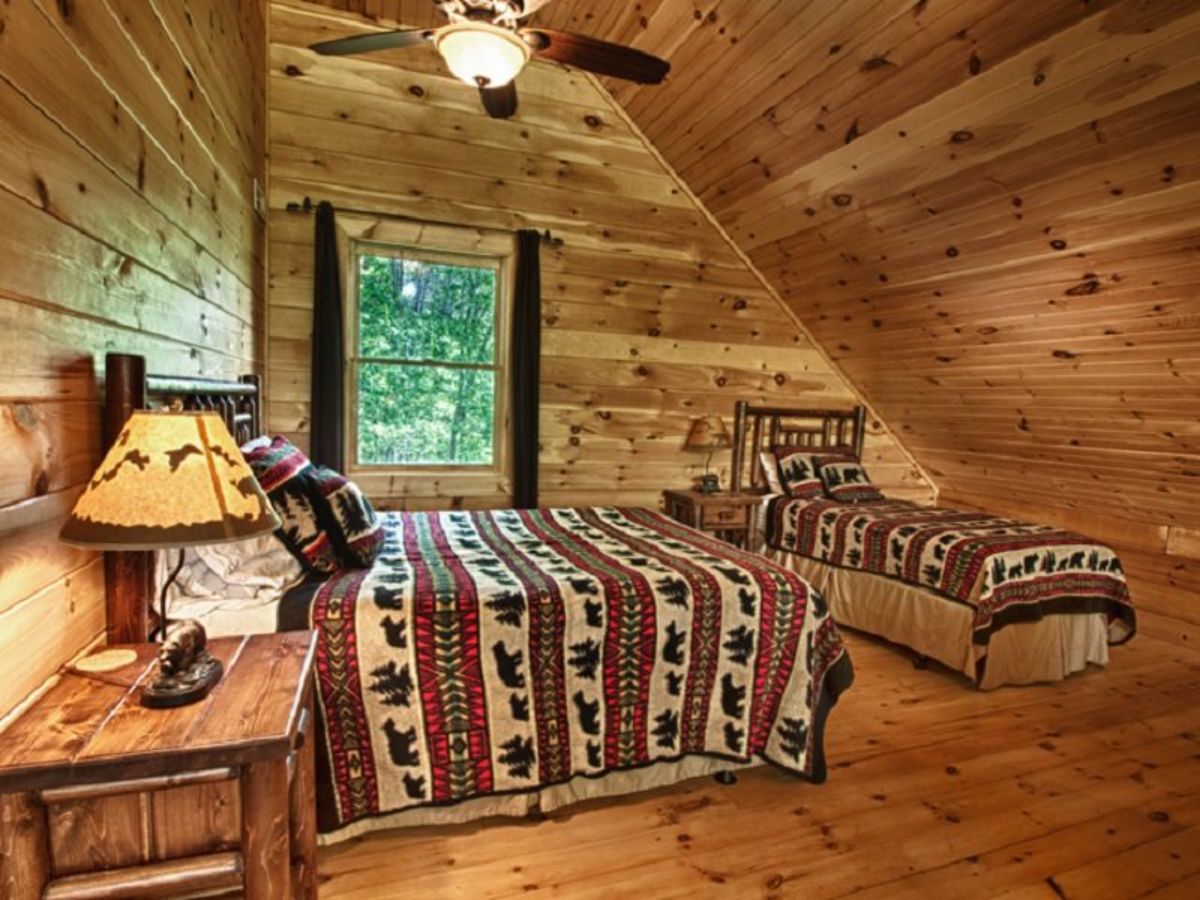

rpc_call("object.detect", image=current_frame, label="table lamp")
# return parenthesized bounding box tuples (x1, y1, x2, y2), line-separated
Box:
(61, 410, 280, 708)
(684, 415, 732, 494)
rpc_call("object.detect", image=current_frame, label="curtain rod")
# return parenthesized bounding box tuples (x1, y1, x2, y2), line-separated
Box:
(284, 195, 558, 245)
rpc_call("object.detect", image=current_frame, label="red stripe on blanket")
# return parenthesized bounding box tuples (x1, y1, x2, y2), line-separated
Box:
(406, 512, 494, 802)
(310, 569, 380, 822)
(578, 508, 722, 754)
(471, 511, 572, 784)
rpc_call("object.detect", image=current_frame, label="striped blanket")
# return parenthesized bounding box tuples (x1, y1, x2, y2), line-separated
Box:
(281, 507, 853, 834)
(767, 497, 1136, 647)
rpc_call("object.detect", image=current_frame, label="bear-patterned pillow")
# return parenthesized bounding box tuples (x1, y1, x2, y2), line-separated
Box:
(311, 466, 385, 569)
(772, 448, 826, 499)
(242, 436, 342, 576)
(820, 458, 885, 503)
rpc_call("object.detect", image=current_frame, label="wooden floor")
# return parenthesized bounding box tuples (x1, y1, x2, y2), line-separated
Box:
(317, 631, 1200, 899)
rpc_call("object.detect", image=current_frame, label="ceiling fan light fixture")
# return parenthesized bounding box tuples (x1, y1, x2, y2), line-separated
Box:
(435, 22, 531, 88)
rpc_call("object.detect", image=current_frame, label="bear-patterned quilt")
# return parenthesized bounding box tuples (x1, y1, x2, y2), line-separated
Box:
(279, 506, 854, 834)
(766, 497, 1136, 651)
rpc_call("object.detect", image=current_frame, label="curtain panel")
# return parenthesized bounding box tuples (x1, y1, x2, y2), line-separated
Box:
(511, 230, 542, 509)
(311, 201, 346, 470)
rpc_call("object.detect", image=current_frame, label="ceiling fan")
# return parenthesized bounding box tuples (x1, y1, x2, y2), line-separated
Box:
(309, 0, 670, 119)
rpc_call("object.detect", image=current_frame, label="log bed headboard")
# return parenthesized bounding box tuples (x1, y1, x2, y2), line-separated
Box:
(730, 400, 867, 493)
(102, 353, 263, 644)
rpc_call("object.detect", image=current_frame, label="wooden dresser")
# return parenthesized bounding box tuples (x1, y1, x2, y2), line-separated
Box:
(0, 631, 318, 900)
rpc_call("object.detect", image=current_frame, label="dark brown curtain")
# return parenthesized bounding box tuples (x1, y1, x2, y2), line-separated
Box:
(311, 201, 345, 470)
(511, 230, 542, 509)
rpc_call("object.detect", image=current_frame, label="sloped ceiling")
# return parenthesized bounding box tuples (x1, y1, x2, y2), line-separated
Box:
(301, 0, 1200, 637)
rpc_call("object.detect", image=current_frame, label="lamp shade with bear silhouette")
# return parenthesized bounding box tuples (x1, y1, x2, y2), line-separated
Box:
(61, 410, 280, 708)
(60, 410, 279, 549)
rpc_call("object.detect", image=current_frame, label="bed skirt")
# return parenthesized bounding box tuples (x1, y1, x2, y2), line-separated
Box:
(317, 755, 748, 845)
(763, 548, 1109, 690)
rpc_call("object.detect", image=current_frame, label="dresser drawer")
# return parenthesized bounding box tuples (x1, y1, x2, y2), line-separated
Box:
(700, 502, 750, 529)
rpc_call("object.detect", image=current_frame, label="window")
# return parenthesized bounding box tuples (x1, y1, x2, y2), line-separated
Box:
(348, 242, 508, 471)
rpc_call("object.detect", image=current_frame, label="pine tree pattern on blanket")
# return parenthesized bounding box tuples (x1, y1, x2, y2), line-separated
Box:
(766, 497, 1137, 649)
(284, 507, 854, 833)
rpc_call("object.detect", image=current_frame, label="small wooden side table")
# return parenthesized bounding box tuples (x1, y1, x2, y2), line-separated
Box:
(663, 489, 764, 548)
(0, 631, 318, 900)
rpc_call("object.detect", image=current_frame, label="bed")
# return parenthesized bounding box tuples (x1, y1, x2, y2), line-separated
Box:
(102, 354, 854, 843)
(730, 401, 1137, 690)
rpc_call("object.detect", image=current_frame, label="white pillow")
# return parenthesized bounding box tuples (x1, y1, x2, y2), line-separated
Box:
(758, 450, 784, 494)
(157, 533, 303, 636)
(240, 434, 273, 453)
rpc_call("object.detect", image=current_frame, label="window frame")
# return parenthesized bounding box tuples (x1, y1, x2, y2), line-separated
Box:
(339, 217, 514, 494)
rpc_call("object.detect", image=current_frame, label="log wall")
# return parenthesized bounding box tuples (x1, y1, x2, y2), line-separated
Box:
(265, 0, 933, 512)
(0, 0, 267, 719)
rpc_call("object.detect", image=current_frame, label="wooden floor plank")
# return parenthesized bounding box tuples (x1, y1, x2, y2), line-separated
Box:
(316, 631, 1200, 899)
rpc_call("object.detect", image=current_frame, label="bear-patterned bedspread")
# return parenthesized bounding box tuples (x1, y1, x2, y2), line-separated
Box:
(280, 506, 854, 833)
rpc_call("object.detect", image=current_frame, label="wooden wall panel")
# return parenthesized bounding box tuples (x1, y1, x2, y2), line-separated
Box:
(304, 0, 1200, 640)
(0, 0, 266, 719)
(265, 0, 933, 513)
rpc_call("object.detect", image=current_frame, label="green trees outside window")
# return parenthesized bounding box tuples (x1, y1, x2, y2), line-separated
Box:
(355, 251, 498, 466)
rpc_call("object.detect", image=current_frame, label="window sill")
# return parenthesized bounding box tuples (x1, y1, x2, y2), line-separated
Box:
(348, 468, 511, 502)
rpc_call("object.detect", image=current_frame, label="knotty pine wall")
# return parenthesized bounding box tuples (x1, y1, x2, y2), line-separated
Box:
(265, 0, 933, 512)
(316, 0, 1200, 646)
(0, 0, 266, 719)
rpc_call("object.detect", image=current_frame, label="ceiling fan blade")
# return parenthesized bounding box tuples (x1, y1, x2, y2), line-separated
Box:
(522, 29, 669, 84)
(480, 82, 519, 119)
(309, 29, 434, 57)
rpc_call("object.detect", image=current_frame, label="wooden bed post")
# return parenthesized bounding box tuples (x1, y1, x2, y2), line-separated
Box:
(854, 406, 867, 459)
(731, 401, 749, 493)
(103, 353, 152, 644)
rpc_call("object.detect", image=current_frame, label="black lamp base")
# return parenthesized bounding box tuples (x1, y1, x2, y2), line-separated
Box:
(140, 652, 223, 709)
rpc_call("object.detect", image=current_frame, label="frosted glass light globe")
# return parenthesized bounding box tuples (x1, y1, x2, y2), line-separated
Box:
(435, 23, 531, 88)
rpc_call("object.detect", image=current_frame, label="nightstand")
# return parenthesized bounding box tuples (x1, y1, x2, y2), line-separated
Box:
(663, 489, 764, 548)
(0, 631, 318, 900)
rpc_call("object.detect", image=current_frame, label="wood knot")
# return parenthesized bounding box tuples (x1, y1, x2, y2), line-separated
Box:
(831, 193, 853, 207)
(950, 130, 975, 143)
(14, 403, 39, 431)
(583, 115, 602, 129)
(945, 246, 959, 258)
(284, 65, 303, 77)
(56, 0, 73, 19)
(1065, 279, 1102, 296)
(1052, 349, 1077, 360)
(1049, 239, 1067, 250)
(408, 85, 426, 98)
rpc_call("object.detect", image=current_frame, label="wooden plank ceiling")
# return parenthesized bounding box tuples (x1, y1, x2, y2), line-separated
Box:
(301, 0, 1200, 639)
